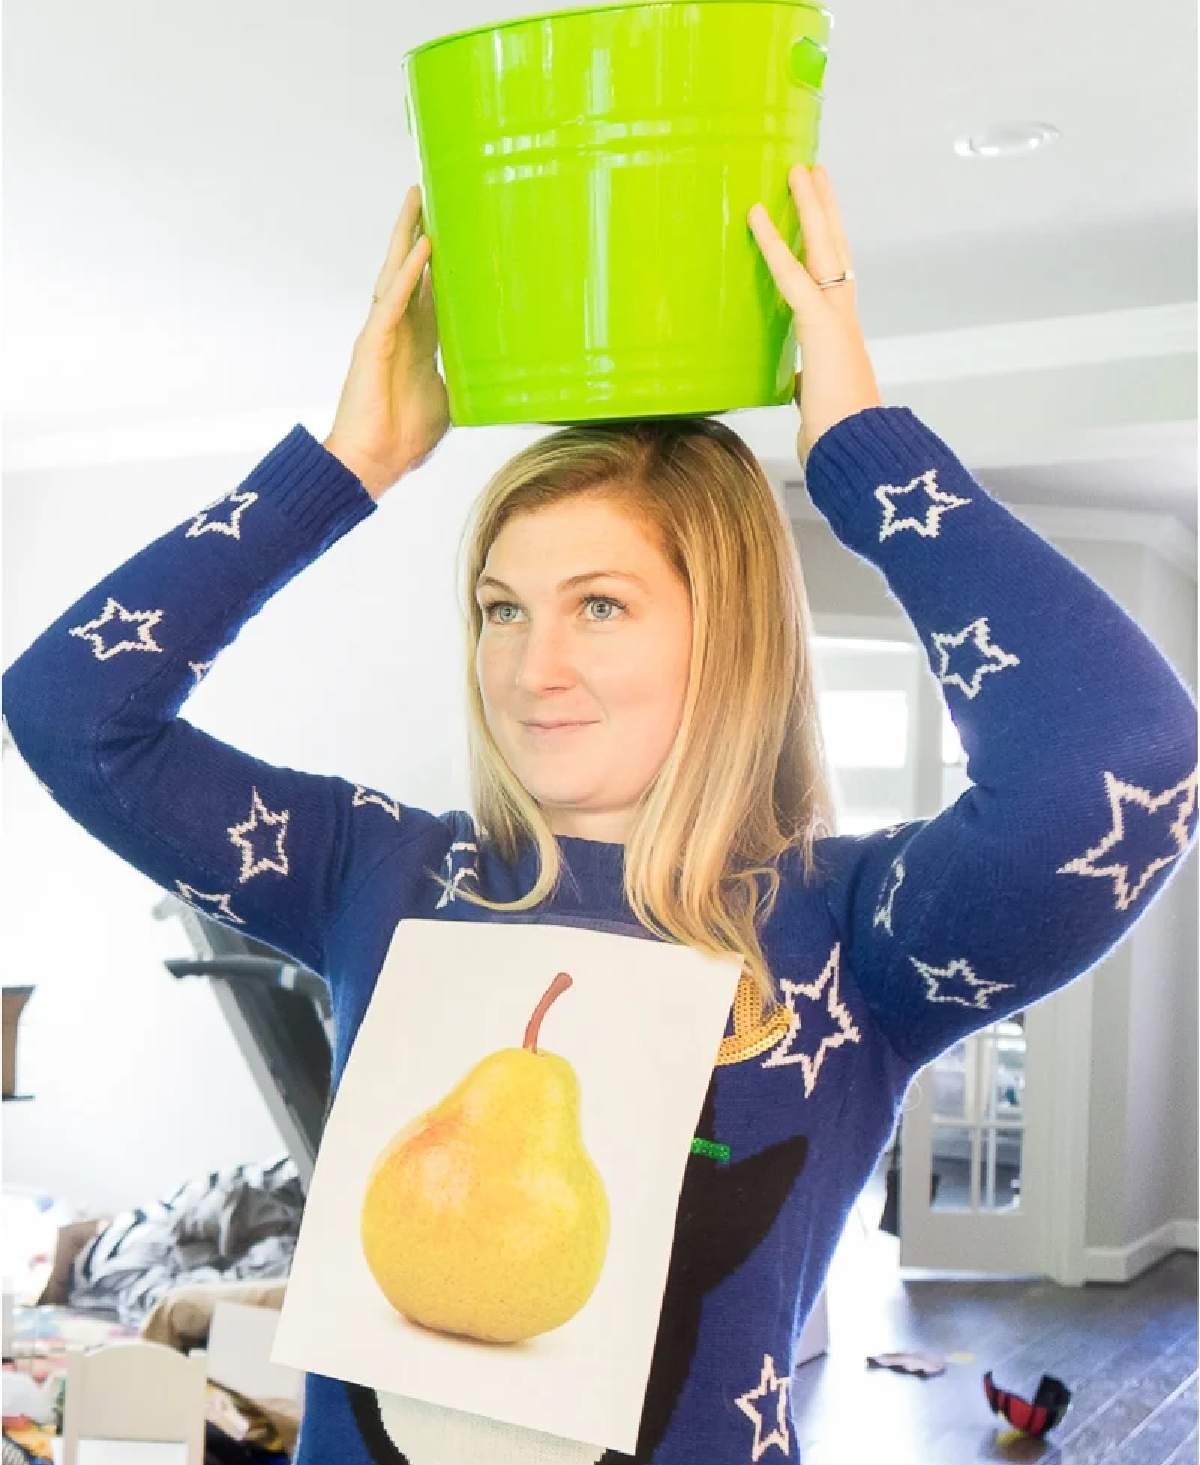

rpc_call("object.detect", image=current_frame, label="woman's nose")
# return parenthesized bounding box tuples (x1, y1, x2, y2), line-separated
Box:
(513, 621, 577, 692)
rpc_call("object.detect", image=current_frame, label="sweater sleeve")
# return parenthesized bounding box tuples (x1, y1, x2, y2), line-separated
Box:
(1, 425, 443, 978)
(805, 406, 1198, 1073)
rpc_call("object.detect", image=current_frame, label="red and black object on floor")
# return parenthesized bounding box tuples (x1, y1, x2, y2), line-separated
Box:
(983, 1370, 1072, 1437)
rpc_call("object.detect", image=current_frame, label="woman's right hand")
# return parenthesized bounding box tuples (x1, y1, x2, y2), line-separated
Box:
(323, 185, 451, 500)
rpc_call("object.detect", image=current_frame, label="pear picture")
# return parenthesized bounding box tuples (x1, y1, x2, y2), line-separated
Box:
(360, 971, 611, 1343)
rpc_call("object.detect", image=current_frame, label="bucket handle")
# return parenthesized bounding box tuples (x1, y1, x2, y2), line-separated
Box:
(789, 36, 827, 91)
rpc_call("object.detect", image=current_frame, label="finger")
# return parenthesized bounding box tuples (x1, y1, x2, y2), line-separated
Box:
(811, 166, 854, 274)
(372, 185, 424, 300)
(747, 203, 820, 316)
(364, 233, 431, 338)
(787, 164, 846, 284)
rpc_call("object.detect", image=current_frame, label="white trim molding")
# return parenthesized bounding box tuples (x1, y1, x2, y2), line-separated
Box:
(1084, 1219, 1199, 1283)
(868, 303, 1196, 385)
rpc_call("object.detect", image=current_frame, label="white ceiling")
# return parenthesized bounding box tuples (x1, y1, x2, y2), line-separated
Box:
(4, 0, 1197, 529)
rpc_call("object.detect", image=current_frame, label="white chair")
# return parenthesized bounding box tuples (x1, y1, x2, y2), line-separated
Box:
(61, 1340, 207, 1465)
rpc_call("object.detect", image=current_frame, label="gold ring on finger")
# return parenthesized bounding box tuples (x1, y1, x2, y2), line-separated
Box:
(815, 268, 855, 290)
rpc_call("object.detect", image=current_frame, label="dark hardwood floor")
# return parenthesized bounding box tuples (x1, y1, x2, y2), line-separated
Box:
(791, 1178, 1197, 1464)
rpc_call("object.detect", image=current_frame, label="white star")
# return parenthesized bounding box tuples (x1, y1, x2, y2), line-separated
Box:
(186, 489, 258, 539)
(227, 788, 290, 884)
(910, 955, 1012, 1010)
(352, 785, 402, 821)
(876, 468, 972, 542)
(189, 660, 214, 683)
(931, 617, 1020, 700)
(762, 942, 861, 1096)
(175, 882, 245, 925)
(69, 598, 164, 661)
(874, 858, 905, 934)
(735, 1353, 791, 1461)
(1057, 768, 1198, 911)
(434, 840, 480, 909)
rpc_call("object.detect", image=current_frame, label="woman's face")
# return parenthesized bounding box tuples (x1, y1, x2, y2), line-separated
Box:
(475, 495, 693, 844)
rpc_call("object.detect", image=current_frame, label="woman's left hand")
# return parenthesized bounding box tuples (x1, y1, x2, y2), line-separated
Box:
(748, 164, 883, 466)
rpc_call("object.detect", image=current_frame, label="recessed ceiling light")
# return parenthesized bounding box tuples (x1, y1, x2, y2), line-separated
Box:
(953, 122, 1061, 158)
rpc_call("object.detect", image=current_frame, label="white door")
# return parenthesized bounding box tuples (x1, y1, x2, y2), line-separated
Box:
(813, 627, 1056, 1276)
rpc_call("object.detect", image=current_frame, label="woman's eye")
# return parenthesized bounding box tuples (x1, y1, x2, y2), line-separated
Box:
(482, 595, 626, 624)
(586, 596, 625, 620)
(480, 597, 518, 621)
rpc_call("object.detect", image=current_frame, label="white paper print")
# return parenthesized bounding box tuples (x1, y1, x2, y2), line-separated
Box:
(271, 918, 742, 1455)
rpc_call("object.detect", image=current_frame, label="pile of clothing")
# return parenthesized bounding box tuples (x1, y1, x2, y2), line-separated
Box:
(68, 1157, 303, 1328)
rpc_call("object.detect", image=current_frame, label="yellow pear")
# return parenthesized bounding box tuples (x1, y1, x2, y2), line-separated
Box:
(361, 971, 610, 1343)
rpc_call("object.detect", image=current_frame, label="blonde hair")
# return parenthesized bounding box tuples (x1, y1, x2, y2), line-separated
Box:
(431, 416, 836, 1019)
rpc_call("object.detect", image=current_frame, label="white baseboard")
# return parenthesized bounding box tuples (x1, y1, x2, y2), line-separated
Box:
(1084, 1218, 1198, 1283)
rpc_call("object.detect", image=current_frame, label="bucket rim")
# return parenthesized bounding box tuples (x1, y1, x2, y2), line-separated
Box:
(402, 0, 834, 68)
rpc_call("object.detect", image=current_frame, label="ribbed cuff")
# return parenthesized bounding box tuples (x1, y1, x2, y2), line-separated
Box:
(803, 406, 961, 537)
(245, 424, 378, 545)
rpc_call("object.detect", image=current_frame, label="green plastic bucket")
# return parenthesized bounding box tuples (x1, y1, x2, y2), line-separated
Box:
(402, 1, 831, 426)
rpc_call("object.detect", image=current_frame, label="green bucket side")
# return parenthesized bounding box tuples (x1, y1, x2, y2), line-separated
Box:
(405, 2, 830, 426)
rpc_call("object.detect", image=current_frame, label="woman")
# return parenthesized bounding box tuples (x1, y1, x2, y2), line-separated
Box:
(3, 166, 1196, 1465)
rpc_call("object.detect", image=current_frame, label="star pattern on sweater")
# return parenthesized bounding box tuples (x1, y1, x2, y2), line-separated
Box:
(352, 786, 402, 821)
(435, 840, 481, 909)
(175, 881, 245, 925)
(931, 617, 1020, 699)
(761, 942, 862, 1096)
(227, 787, 290, 884)
(910, 955, 1012, 1010)
(876, 468, 972, 541)
(189, 660, 214, 683)
(68, 598, 164, 661)
(1056, 768, 1199, 910)
(874, 857, 905, 934)
(185, 489, 258, 540)
(735, 1353, 791, 1461)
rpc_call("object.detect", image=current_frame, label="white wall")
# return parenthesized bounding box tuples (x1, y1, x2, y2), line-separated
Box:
(1124, 544, 1198, 1242)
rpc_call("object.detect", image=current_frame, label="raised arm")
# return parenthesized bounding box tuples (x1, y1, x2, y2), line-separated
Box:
(2, 186, 453, 977)
(807, 404, 1198, 1070)
(3, 428, 416, 975)
(748, 165, 1196, 1069)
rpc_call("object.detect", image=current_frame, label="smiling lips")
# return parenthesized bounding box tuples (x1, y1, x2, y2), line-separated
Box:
(524, 721, 596, 737)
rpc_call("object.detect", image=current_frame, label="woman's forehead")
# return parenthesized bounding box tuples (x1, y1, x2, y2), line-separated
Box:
(486, 497, 660, 561)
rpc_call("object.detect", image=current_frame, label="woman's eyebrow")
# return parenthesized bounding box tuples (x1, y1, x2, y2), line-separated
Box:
(475, 570, 648, 595)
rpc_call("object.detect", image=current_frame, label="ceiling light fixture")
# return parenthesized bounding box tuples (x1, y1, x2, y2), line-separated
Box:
(953, 122, 1062, 159)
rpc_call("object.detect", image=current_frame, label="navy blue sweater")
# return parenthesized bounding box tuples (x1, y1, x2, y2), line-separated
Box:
(3, 406, 1196, 1464)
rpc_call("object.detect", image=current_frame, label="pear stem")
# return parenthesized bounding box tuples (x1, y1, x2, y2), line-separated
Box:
(523, 971, 573, 1053)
